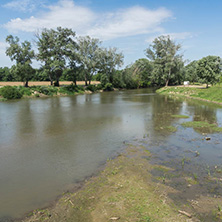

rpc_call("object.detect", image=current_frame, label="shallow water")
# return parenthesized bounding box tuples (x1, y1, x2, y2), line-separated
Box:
(0, 88, 222, 220)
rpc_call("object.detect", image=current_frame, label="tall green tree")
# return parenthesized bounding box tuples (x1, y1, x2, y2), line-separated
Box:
(98, 47, 124, 84)
(77, 36, 101, 86)
(146, 35, 183, 86)
(196, 55, 221, 88)
(130, 58, 154, 87)
(184, 60, 199, 83)
(5, 35, 35, 87)
(36, 27, 76, 86)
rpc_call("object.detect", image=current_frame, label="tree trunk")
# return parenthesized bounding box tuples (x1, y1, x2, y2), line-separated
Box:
(54, 79, 60, 87)
(74, 80, 77, 86)
(165, 69, 171, 87)
(50, 80, 53, 86)
(89, 80, 91, 85)
(206, 83, 209, 88)
(24, 81, 28, 87)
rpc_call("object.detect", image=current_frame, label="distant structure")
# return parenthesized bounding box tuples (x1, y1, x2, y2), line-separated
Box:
(184, 81, 190, 86)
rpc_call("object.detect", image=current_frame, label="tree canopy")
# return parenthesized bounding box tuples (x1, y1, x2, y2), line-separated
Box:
(6, 35, 35, 87)
(36, 27, 77, 86)
(146, 35, 183, 86)
(196, 56, 221, 88)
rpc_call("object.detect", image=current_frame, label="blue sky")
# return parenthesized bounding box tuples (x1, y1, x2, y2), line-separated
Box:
(0, 0, 222, 68)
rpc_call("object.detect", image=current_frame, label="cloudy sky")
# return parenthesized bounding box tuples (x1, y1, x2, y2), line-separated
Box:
(0, 0, 222, 68)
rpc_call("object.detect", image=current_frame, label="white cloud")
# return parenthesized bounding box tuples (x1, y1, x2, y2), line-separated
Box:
(0, 42, 12, 67)
(88, 7, 171, 40)
(4, 0, 172, 40)
(3, 0, 45, 13)
(4, 0, 96, 33)
(0, 42, 8, 52)
(146, 32, 193, 43)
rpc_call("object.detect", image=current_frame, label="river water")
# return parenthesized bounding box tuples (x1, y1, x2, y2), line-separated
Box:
(0, 88, 222, 220)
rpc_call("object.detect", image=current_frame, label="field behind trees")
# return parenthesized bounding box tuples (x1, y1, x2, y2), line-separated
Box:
(0, 81, 100, 87)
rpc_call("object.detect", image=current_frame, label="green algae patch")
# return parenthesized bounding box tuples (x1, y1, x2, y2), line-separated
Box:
(171, 115, 189, 119)
(22, 147, 190, 222)
(155, 125, 177, 133)
(181, 121, 222, 133)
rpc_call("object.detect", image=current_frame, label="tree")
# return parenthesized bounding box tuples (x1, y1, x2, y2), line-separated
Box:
(77, 36, 101, 86)
(196, 56, 221, 88)
(36, 27, 76, 86)
(98, 47, 124, 84)
(184, 60, 199, 83)
(66, 41, 84, 85)
(6, 35, 35, 87)
(146, 35, 183, 86)
(130, 58, 154, 87)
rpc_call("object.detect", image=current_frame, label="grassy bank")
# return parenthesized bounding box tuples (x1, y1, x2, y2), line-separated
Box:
(20, 145, 222, 222)
(0, 84, 105, 101)
(156, 85, 222, 105)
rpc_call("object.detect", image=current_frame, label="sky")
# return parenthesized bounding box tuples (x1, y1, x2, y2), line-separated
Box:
(0, 0, 222, 68)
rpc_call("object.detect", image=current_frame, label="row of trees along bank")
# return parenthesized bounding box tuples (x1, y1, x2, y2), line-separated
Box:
(1, 29, 222, 89)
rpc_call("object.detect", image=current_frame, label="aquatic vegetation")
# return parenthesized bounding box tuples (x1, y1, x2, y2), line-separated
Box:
(155, 125, 177, 132)
(181, 121, 222, 133)
(171, 114, 189, 118)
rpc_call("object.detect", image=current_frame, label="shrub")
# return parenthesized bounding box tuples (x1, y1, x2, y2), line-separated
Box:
(59, 84, 85, 95)
(37, 86, 58, 95)
(100, 74, 109, 87)
(0, 86, 23, 99)
(18, 86, 32, 96)
(103, 83, 114, 91)
(96, 84, 103, 90)
(86, 84, 97, 92)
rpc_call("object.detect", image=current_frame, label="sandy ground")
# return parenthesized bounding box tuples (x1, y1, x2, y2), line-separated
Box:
(0, 81, 100, 86)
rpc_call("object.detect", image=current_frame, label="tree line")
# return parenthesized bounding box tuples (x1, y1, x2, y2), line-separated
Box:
(0, 28, 222, 89)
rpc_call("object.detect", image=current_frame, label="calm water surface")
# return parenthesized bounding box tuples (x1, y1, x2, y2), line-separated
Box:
(0, 88, 222, 220)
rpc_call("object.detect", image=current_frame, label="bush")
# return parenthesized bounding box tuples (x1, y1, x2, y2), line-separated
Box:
(103, 83, 114, 91)
(96, 84, 103, 90)
(86, 84, 97, 92)
(59, 84, 85, 95)
(139, 81, 151, 88)
(18, 86, 32, 96)
(100, 74, 109, 87)
(37, 86, 58, 95)
(0, 86, 23, 99)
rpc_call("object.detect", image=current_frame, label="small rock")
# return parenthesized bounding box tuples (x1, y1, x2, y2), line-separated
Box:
(110, 217, 120, 220)
(187, 184, 192, 188)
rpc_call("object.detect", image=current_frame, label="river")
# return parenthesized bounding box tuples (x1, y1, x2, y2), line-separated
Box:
(0, 88, 222, 220)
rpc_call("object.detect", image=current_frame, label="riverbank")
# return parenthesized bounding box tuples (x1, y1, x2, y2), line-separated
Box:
(19, 145, 222, 222)
(156, 85, 222, 105)
(0, 82, 104, 101)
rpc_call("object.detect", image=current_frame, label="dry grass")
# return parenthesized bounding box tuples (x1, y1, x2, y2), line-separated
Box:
(0, 81, 100, 86)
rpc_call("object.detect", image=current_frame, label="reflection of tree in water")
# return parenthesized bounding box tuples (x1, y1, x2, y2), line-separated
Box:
(150, 95, 183, 134)
(16, 100, 35, 136)
(192, 105, 218, 134)
(193, 105, 217, 124)
(44, 98, 67, 136)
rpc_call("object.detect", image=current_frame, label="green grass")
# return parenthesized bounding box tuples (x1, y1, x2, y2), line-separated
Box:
(181, 121, 222, 133)
(171, 115, 189, 118)
(156, 85, 222, 104)
(155, 125, 177, 132)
